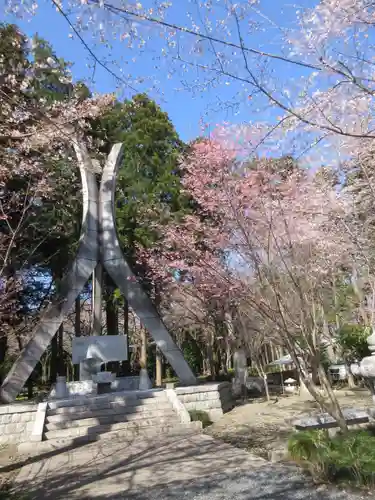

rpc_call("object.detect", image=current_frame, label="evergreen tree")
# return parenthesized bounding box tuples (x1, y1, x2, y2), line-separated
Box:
(91, 93, 188, 272)
(0, 23, 86, 368)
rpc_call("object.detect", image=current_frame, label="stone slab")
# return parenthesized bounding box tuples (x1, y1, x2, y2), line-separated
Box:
(72, 335, 128, 364)
(293, 408, 369, 430)
(29, 402, 47, 442)
(0, 403, 38, 415)
(49, 376, 143, 398)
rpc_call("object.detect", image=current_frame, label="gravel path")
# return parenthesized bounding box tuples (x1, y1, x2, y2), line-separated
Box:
(8, 432, 372, 500)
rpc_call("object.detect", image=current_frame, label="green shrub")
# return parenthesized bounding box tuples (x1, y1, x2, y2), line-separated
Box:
(189, 410, 213, 428)
(288, 428, 375, 487)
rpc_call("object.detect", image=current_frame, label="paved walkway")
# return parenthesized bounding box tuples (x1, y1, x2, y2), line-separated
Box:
(7, 433, 369, 499)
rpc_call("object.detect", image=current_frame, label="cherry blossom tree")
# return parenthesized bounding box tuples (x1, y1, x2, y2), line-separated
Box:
(5, 1, 375, 423)
(141, 132, 359, 430)
(0, 23, 113, 362)
(5, 1, 374, 158)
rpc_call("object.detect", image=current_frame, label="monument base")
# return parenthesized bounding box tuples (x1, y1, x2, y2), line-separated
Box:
(97, 382, 112, 394)
(49, 375, 151, 399)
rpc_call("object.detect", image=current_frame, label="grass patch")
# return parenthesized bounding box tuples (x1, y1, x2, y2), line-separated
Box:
(189, 410, 213, 428)
(288, 427, 375, 487)
(0, 482, 29, 500)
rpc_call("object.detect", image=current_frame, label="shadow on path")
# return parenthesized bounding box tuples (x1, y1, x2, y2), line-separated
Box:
(11, 434, 366, 500)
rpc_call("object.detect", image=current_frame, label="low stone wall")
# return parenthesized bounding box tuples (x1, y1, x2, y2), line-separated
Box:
(175, 382, 233, 422)
(0, 403, 38, 446)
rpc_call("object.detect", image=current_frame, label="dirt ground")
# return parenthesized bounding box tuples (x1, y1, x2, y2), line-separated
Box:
(205, 388, 375, 459)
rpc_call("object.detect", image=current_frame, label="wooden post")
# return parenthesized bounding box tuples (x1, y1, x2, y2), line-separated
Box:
(140, 327, 147, 370)
(121, 297, 130, 376)
(156, 347, 162, 387)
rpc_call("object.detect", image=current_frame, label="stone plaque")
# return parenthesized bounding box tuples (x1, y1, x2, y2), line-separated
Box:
(294, 408, 369, 430)
(72, 335, 128, 364)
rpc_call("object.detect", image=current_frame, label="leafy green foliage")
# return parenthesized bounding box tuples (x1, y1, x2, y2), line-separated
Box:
(30, 34, 73, 103)
(182, 338, 203, 375)
(91, 93, 187, 258)
(288, 428, 375, 486)
(336, 324, 370, 363)
(189, 410, 213, 428)
(0, 24, 82, 274)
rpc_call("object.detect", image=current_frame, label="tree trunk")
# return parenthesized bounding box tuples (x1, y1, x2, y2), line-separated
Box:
(297, 360, 348, 433)
(257, 364, 270, 401)
(207, 344, 216, 379)
(0, 336, 7, 365)
(57, 323, 65, 376)
(317, 363, 349, 432)
(226, 341, 232, 371)
(121, 297, 131, 376)
(50, 333, 58, 384)
(347, 368, 356, 389)
(91, 263, 103, 336)
(105, 295, 118, 336)
(311, 354, 320, 385)
(74, 295, 80, 381)
(105, 273, 119, 373)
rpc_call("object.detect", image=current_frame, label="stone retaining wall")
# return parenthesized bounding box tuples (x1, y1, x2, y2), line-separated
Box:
(175, 382, 233, 422)
(0, 403, 38, 445)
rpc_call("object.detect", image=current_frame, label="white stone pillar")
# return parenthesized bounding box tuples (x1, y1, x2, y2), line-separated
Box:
(359, 329, 375, 402)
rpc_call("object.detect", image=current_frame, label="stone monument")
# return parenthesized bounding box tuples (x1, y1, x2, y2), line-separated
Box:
(0, 141, 196, 403)
(72, 335, 128, 381)
(233, 346, 248, 399)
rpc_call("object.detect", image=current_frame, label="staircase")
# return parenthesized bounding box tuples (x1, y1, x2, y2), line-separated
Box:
(29, 390, 200, 451)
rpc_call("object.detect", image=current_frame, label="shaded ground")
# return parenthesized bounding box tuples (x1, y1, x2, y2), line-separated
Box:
(205, 388, 374, 459)
(2, 432, 372, 499)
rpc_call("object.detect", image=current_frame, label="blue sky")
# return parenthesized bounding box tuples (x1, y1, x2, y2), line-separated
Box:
(2, 0, 317, 143)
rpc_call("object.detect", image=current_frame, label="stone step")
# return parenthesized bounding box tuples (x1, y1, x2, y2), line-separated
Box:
(46, 403, 175, 422)
(18, 422, 202, 455)
(43, 416, 181, 440)
(48, 394, 168, 415)
(47, 389, 166, 409)
(45, 410, 178, 431)
(47, 399, 171, 418)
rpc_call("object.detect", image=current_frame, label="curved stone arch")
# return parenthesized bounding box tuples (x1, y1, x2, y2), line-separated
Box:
(0, 141, 99, 403)
(100, 143, 196, 385)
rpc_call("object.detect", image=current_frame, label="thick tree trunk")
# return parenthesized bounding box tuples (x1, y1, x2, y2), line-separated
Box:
(105, 295, 118, 336)
(311, 355, 320, 385)
(57, 323, 65, 376)
(50, 333, 58, 384)
(0, 336, 7, 365)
